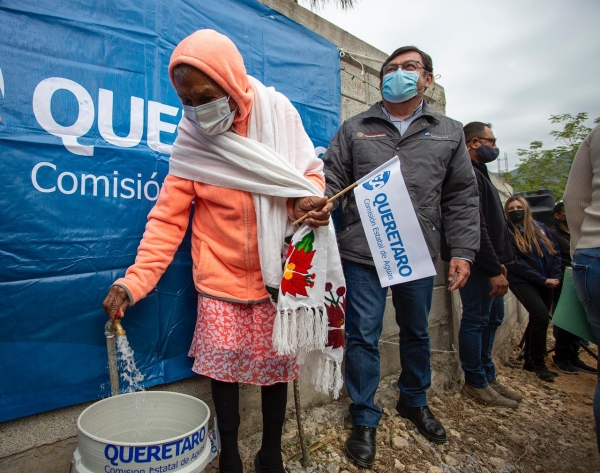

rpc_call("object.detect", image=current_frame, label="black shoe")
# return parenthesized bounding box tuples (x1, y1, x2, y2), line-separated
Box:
(533, 364, 558, 381)
(345, 425, 376, 469)
(552, 359, 579, 375)
(523, 359, 534, 372)
(254, 452, 286, 473)
(395, 401, 447, 444)
(572, 359, 597, 374)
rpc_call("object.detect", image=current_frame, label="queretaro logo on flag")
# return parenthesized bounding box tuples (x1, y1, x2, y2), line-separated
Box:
(362, 171, 390, 191)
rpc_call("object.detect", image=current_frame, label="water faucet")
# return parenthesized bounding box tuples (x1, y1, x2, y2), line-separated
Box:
(112, 316, 126, 337)
(105, 313, 126, 338)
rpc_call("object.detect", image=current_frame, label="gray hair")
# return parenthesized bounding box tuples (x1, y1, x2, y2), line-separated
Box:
(172, 63, 198, 81)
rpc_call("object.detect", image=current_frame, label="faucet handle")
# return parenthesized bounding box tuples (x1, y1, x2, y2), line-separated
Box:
(112, 316, 126, 337)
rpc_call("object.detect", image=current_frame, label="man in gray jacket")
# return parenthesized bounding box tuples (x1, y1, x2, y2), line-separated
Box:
(323, 46, 479, 469)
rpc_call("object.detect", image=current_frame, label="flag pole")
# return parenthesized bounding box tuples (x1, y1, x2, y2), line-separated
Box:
(292, 182, 358, 226)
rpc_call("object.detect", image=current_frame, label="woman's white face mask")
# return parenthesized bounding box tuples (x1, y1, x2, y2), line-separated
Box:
(183, 96, 236, 135)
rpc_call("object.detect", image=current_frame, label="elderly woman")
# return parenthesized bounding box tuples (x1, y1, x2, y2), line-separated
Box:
(102, 30, 337, 473)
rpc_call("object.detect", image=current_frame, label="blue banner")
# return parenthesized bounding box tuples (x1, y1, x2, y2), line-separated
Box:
(0, 0, 340, 422)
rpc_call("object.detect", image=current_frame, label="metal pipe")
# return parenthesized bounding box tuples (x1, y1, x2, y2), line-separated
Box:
(105, 320, 121, 396)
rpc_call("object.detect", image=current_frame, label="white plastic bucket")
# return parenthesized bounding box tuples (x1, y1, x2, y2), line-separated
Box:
(73, 391, 212, 473)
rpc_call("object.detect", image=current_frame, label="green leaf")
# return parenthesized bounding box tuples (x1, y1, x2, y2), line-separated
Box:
(295, 231, 315, 252)
(266, 286, 279, 303)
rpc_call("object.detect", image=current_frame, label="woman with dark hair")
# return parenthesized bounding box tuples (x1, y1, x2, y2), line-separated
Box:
(504, 195, 562, 381)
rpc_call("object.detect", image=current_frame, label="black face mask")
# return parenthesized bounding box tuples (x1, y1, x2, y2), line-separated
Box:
(508, 210, 524, 224)
(475, 144, 500, 164)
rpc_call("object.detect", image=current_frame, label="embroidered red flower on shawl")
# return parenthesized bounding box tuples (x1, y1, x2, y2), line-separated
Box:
(327, 327, 345, 349)
(325, 283, 346, 349)
(281, 231, 316, 297)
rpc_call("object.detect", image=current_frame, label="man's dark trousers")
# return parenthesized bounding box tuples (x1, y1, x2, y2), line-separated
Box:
(459, 264, 505, 387)
(343, 260, 434, 428)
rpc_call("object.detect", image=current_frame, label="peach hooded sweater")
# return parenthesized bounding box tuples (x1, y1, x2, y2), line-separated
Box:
(115, 30, 325, 304)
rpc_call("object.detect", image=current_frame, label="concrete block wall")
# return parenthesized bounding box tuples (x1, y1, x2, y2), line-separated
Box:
(0, 1, 526, 471)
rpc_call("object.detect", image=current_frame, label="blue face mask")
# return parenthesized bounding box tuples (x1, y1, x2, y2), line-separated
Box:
(382, 69, 421, 103)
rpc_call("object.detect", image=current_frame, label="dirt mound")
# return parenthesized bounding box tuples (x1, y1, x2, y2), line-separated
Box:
(207, 346, 599, 473)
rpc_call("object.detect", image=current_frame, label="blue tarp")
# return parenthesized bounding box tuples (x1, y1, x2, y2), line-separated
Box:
(0, 0, 340, 422)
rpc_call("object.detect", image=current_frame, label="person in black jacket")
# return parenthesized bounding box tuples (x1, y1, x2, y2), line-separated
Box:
(504, 195, 562, 381)
(548, 202, 596, 374)
(458, 122, 523, 407)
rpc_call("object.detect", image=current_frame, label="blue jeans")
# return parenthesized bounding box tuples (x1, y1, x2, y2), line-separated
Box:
(458, 264, 505, 387)
(572, 248, 600, 454)
(343, 260, 434, 428)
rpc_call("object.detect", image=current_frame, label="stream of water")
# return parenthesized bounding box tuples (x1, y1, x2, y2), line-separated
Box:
(116, 335, 145, 393)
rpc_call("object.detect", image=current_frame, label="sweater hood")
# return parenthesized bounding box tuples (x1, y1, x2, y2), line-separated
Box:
(168, 29, 254, 130)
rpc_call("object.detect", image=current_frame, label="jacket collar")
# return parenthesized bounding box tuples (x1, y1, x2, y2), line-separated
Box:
(365, 100, 441, 123)
(551, 221, 570, 237)
(472, 159, 490, 178)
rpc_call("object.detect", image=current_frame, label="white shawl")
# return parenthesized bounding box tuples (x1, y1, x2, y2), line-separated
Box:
(169, 76, 345, 397)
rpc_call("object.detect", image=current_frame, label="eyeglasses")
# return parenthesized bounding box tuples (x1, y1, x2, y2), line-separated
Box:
(476, 137, 497, 146)
(383, 60, 426, 75)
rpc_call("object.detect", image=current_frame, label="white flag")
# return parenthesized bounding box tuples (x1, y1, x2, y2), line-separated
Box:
(354, 156, 437, 287)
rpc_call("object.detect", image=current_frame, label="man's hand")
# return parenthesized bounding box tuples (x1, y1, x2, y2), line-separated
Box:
(448, 258, 471, 292)
(489, 273, 509, 297)
(544, 278, 560, 289)
(294, 196, 332, 227)
(102, 285, 130, 321)
(501, 264, 508, 279)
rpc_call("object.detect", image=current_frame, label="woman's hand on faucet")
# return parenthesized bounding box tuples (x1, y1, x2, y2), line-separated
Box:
(102, 285, 130, 321)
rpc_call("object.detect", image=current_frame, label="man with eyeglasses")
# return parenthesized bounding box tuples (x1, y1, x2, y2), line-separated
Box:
(323, 46, 479, 468)
(458, 122, 523, 408)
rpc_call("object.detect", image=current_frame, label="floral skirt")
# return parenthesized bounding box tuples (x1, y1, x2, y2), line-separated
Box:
(188, 296, 299, 385)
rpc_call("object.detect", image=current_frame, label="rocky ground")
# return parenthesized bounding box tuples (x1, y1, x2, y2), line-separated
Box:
(206, 344, 599, 473)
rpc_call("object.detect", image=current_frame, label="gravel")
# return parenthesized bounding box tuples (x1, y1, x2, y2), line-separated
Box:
(206, 348, 599, 473)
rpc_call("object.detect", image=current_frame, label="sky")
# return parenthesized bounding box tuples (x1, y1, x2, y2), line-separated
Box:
(301, 0, 600, 171)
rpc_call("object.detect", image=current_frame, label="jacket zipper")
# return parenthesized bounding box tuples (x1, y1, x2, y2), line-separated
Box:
(243, 192, 253, 300)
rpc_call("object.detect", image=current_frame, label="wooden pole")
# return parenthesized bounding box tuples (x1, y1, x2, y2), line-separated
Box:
(292, 181, 358, 226)
(293, 379, 310, 467)
(291, 182, 359, 465)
